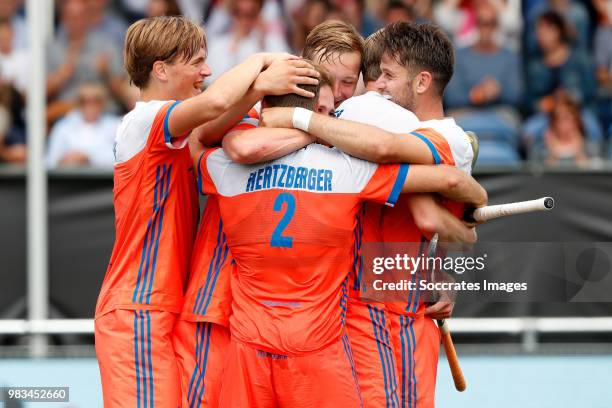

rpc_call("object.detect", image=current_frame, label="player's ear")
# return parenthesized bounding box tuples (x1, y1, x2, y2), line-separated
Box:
(152, 60, 168, 82)
(415, 71, 433, 95)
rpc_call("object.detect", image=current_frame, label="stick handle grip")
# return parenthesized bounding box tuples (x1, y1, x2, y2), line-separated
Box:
(438, 320, 466, 392)
(464, 197, 554, 223)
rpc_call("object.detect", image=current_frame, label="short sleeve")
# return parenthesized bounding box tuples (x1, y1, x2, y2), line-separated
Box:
(409, 128, 455, 165)
(360, 163, 409, 207)
(228, 107, 260, 133)
(139, 100, 190, 153)
(161, 101, 190, 149)
(343, 152, 408, 206)
(198, 147, 220, 195)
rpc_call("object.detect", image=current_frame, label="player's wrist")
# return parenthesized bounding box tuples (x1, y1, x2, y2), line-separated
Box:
(292, 107, 313, 132)
(251, 77, 267, 100)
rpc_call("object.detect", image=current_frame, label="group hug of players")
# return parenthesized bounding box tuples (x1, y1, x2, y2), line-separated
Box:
(93, 14, 488, 408)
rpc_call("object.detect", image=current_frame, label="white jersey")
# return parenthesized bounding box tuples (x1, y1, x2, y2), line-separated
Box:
(336, 91, 473, 173)
(335, 91, 420, 133)
(419, 118, 473, 174)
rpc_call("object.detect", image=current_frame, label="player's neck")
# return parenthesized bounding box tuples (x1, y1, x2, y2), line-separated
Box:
(364, 83, 381, 93)
(414, 98, 444, 121)
(140, 82, 175, 103)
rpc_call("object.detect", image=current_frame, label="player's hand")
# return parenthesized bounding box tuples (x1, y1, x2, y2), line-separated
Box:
(474, 183, 488, 209)
(256, 52, 300, 69)
(254, 58, 319, 98)
(425, 300, 454, 320)
(464, 226, 477, 243)
(260, 107, 295, 129)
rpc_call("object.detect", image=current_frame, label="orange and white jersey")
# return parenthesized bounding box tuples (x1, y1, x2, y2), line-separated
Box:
(230, 105, 261, 132)
(417, 118, 473, 174)
(180, 196, 234, 326)
(180, 110, 263, 326)
(335, 92, 472, 172)
(95, 100, 199, 317)
(381, 119, 472, 316)
(198, 144, 408, 355)
(336, 90, 473, 316)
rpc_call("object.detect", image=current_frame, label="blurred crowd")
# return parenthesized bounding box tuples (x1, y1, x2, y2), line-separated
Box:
(1, 0, 611, 168)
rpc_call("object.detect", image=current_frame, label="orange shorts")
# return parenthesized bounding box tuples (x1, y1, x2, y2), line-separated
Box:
(345, 299, 400, 407)
(219, 335, 364, 408)
(389, 313, 441, 408)
(94, 309, 181, 408)
(173, 320, 230, 408)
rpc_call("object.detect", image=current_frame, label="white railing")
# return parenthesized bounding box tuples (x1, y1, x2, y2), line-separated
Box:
(1, 317, 611, 335)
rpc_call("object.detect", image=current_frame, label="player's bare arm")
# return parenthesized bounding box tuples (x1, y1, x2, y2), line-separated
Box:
(168, 53, 318, 139)
(221, 118, 315, 164)
(222, 66, 336, 164)
(260, 107, 435, 164)
(197, 57, 320, 147)
(222, 128, 315, 164)
(407, 194, 477, 243)
(402, 165, 488, 208)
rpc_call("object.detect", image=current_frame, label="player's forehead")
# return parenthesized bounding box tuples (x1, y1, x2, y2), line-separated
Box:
(380, 52, 406, 73)
(316, 85, 335, 115)
(318, 51, 361, 80)
(175, 46, 207, 65)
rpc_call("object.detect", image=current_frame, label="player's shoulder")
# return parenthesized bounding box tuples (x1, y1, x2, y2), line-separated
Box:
(335, 91, 387, 118)
(419, 118, 466, 138)
(418, 118, 473, 172)
(114, 100, 172, 163)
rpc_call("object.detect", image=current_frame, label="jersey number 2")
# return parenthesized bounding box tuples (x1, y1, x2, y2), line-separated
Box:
(271, 193, 295, 248)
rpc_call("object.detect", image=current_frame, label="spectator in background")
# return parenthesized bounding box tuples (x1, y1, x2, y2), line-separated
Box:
(385, 0, 416, 24)
(0, 0, 26, 51)
(115, 0, 149, 21)
(147, 0, 182, 17)
(524, 11, 602, 154)
(0, 17, 26, 164)
(206, 0, 290, 83)
(46, 83, 118, 169)
(593, 0, 612, 131)
(525, 0, 590, 55)
(206, 0, 287, 39)
(445, 1, 522, 138)
(445, 1, 522, 107)
(0, 17, 27, 95)
(0, 81, 26, 163)
(543, 91, 589, 166)
(398, 0, 434, 21)
(433, 0, 522, 50)
(46, 0, 128, 124)
(335, 0, 382, 37)
(87, 0, 129, 46)
(176, 0, 212, 23)
(526, 11, 594, 113)
(291, 0, 332, 53)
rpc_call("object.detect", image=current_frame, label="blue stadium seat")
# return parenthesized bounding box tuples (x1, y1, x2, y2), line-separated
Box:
(454, 111, 520, 147)
(474, 140, 521, 168)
